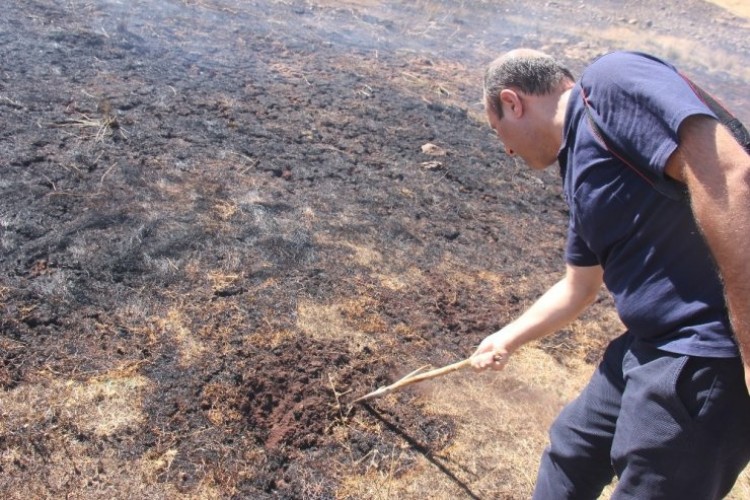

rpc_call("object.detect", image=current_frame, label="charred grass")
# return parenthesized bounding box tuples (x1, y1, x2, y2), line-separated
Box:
(1, 0, 749, 498)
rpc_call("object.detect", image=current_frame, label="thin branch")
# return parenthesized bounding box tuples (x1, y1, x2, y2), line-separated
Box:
(351, 358, 471, 405)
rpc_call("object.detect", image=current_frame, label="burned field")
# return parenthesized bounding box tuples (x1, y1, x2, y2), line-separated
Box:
(2, 1, 749, 498)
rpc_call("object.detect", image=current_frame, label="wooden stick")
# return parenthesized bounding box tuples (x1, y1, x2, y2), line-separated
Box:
(351, 358, 472, 405)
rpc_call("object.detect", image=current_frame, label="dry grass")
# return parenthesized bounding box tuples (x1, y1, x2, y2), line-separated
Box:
(1, 363, 149, 438)
(297, 295, 389, 352)
(707, 0, 750, 18)
(50, 113, 125, 143)
(586, 26, 750, 83)
(154, 307, 208, 366)
(0, 363, 159, 498)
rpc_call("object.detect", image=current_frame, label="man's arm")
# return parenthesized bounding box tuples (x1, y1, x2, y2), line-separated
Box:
(471, 263, 603, 370)
(665, 115, 750, 391)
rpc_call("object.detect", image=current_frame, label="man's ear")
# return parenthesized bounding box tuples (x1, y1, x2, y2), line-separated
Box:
(499, 89, 522, 118)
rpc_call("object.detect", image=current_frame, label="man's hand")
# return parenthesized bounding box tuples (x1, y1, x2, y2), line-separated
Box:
(471, 330, 513, 371)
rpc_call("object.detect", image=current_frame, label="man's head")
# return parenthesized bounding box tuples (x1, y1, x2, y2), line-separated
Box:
(484, 49, 575, 169)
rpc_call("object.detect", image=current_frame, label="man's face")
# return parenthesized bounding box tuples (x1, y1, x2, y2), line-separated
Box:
(485, 95, 556, 170)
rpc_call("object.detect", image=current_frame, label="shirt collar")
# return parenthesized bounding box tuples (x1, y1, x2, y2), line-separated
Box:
(557, 83, 582, 181)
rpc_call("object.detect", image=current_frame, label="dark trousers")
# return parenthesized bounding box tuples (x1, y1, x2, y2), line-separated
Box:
(533, 332, 750, 499)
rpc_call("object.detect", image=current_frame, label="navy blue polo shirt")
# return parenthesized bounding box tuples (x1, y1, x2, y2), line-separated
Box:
(559, 51, 737, 357)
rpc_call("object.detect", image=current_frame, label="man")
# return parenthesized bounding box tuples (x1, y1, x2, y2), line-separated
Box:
(470, 49, 750, 499)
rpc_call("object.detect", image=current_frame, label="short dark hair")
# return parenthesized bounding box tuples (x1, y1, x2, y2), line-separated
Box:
(484, 53, 574, 117)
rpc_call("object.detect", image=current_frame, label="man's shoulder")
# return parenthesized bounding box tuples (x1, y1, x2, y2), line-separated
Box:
(589, 51, 668, 67)
(584, 51, 675, 82)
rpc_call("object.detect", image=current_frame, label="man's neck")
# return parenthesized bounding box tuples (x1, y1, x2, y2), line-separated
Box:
(554, 87, 573, 144)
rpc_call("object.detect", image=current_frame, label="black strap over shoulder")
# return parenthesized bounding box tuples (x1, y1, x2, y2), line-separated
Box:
(683, 75, 750, 154)
(581, 76, 750, 201)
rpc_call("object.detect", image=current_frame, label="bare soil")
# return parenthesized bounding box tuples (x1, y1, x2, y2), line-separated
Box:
(1, 1, 748, 498)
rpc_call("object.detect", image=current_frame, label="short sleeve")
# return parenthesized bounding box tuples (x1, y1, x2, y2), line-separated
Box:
(565, 218, 599, 266)
(580, 52, 716, 179)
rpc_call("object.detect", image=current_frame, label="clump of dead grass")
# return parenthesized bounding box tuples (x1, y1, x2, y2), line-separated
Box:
(297, 295, 390, 351)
